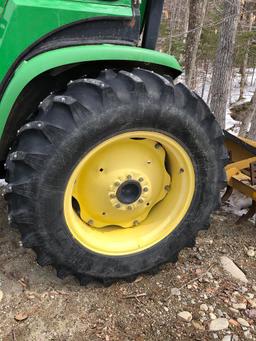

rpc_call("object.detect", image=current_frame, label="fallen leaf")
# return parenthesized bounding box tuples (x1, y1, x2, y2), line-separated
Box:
(14, 312, 28, 322)
(135, 276, 143, 283)
(229, 318, 240, 327)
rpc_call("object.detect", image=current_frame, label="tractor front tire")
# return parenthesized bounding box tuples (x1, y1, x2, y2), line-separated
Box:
(5, 68, 226, 285)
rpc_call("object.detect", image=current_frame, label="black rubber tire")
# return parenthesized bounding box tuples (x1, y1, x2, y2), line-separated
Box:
(4, 68, 227, 285)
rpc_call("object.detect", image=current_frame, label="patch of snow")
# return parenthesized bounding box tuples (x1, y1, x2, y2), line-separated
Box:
(0, 179, 6, 187)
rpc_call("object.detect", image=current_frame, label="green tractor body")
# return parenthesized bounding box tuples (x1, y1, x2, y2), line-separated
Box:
(0, 0, 226, 285)
(0, 0, 181, 163)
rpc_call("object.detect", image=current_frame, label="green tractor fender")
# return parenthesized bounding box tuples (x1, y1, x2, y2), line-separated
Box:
(0, 44, 182, 162)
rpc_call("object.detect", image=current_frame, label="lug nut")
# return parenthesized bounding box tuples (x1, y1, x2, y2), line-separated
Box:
(127, 206, 132, 210)
(109, 194, 116, 199)
(87, 220, 94, 226)
(155, 143, 161, 149)
(165, 185, 171, 192)
(143, 187, 149, 192)
(133, 220, 139, 227)
(138, 177, 144, 182)
(114, 182, 120, 187)
(139, 199, 144, 204)
(127, 175, 132, 180)
(115, 204, 121, 209)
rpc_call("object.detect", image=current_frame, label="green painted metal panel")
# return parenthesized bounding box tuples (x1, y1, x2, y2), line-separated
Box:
(69, 0, 131, 5)
(0, 0, 7, 16)
(0, 44, 182, 138)
(0, 0, 132, 84)
(140, 0, 147, 20)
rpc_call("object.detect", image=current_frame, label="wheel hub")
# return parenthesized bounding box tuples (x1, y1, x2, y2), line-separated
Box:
(108, 172, 152, 215)
(116, 180, 142, 205)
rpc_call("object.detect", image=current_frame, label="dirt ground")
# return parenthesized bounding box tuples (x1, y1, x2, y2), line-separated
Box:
(0, 194, 255, 341)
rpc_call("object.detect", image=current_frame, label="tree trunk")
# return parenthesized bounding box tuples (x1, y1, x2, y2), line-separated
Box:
(229, 68, 234, 105)
(207, 80, 212, 105)
(251, 66, 255, 87)
(209, 0, 240, 128)
(246, 90, 256, 139)
(201, 60, 209, 99)
(239, 11, 253, 100)
(168, 0, 178, 54)
(184, 0, 208, 89)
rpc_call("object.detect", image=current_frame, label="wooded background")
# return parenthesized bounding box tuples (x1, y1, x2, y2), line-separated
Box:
(159, 0, 256, 137)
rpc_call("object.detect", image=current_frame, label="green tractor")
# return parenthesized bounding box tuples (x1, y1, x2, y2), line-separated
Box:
(0, 0, 226, 285)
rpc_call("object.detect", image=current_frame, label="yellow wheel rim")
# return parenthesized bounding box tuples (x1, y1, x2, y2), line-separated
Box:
(64, 131, 195, 256)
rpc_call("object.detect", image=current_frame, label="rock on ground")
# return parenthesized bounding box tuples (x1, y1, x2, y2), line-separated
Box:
(220, 256, 248, 283)
(237, 317, 250, 327)
(209, 318, 229, 331)
(177, 311, 193, 322)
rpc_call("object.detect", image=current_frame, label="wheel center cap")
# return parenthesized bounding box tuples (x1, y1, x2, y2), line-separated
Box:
(116, 180, 142, 205)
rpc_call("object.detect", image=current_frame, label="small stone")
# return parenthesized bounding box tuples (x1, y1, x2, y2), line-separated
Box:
(245, 309, 256, 320)
(232, 303, 247, 310)
(240, 287, 248, 294)
(229, 307, 239, 314)
(192, 320, 205, 330)
(220, 256, 248, 283)
(170, 288, 181, 296)
(252, 286, 256, 292)
(209, 318, 229, 331)
(217, 309, 224, 317)
(222, 336, 232, 341)
(248, 299, 256, 308)
(247, 248, 255, 257)
(213, 333, 218, 340)
(246, 293, 254, 300)
(207, 272, 213, 279)
(200, 303, 209, 312)
(244, 330, 252, 339)
(210, 313, 217, 320)
(237, 317, 250, 327)
(195, 268, 202, 275)
(0, 290, 3, 303)
(163, 306, 169, 312)
(178, 311, 193, 322)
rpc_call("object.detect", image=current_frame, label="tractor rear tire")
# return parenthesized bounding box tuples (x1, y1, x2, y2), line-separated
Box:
(5, 68, 227, 285)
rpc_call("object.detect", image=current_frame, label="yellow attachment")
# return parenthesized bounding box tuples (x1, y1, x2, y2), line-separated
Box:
(224, 132, 256, 205)
(64, 131, 195, 256)
(225, 156, 256, 183)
